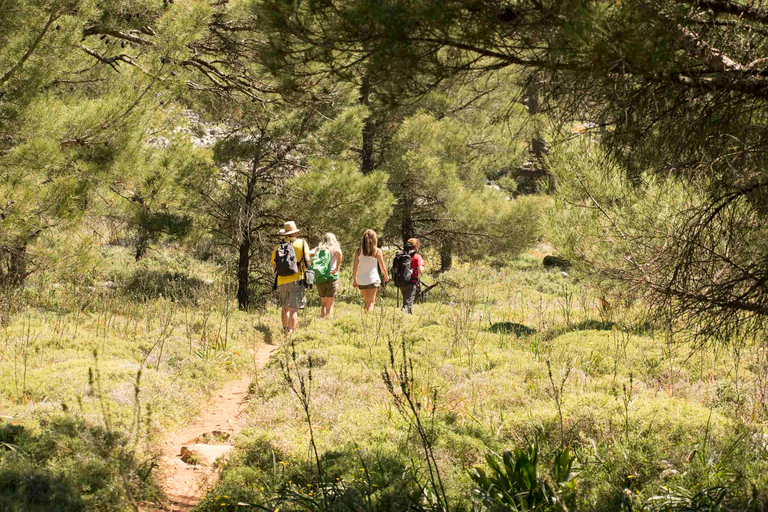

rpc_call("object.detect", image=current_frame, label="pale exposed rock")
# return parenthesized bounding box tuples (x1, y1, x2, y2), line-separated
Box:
(661, 468, 679, 479)
(179, 444, 233, 466)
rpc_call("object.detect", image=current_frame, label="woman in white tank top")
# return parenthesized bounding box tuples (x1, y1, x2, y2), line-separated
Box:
(352, 229, 389, 312)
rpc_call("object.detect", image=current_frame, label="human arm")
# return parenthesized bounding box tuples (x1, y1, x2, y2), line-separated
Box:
(415, 254, 425, 279)
(377, 249, 389, 283)
(270, 247, 276, 271)
(331, 250, 342, 275)
(352, 248, 359, 287)
(303, 240, 311, 267)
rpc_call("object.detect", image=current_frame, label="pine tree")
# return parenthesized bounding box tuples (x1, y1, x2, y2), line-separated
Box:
(0, 0, 172, 287)
(171, 4, 394, 309)
(384, 111, 538, 265)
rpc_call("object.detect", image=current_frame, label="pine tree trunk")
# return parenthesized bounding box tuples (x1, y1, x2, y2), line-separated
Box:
(236, 237, 250, 310)
(527, 77, 546, 160)
(135, 236, 148, 261)
(237, 161, 259, 311)
(359, 74, 375, 174)
(401, 204, 414, 248)
(440, 241, 453, 273)
(2, 244, 27, 289)
(526, 77, 553, 190)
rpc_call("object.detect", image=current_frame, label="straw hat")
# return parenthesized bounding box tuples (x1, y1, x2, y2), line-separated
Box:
(278, 221, 300, 236)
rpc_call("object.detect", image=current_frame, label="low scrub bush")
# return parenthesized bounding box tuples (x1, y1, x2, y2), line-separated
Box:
(121, 268, 208, 302)
(0, 417, 155, 511)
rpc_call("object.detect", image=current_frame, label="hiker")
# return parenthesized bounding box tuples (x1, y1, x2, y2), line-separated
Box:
(271, 221, 310, 333)
(352, 229, 389, 312)
(393, 238, 425, 314)
(309, 232, 343, 319)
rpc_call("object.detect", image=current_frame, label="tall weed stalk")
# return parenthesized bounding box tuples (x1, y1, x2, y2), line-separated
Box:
(382, 338, 450, 511)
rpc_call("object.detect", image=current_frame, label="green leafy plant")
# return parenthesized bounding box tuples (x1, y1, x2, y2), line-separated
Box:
(645, 485, 730, 511)
(469, 444, 576, 511)
(195, 334, 233, 364)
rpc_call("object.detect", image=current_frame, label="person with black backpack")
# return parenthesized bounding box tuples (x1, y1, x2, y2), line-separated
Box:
(271, 221, 310, 333)
(392, 238, 425, 314)
(308, 232, 343, 319)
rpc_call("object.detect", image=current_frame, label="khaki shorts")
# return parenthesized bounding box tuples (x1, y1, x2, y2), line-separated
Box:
(358, 281, 380, 290)
(316, 280, 339, 298)
(278, 280, 306, 309)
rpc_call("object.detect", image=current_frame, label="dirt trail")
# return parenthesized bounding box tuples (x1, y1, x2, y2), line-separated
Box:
(143, 344, 278, 511)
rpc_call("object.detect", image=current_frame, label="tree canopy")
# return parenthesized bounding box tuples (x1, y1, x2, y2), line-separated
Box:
(253, 0, 768, 336)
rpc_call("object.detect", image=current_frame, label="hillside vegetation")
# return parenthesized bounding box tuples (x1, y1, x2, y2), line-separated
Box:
(2, 244, 766, 510)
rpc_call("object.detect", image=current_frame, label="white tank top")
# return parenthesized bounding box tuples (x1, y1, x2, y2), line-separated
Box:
(357, 248, 380, 286)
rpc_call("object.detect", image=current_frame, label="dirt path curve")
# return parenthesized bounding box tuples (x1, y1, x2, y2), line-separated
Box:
(143, 343, 278, 511)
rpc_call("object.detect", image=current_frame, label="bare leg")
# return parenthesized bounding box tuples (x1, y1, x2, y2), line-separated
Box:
(326, 297, 335, 318)
(361, 288, 378, 312)
(281, 307, 289, 329)
(288, 308, 299, 331)
(321, 297, 333, 318)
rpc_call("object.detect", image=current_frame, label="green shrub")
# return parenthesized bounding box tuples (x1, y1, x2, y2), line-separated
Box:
(121, 269, 207, 302)
(0, 417, 155, 511)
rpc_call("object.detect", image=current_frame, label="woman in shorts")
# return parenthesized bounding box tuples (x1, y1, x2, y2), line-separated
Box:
(352, 229, 389, 312)
(310, 233, 343, 319)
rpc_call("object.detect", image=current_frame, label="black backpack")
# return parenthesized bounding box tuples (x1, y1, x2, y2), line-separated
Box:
(391, 250, 414, 287)
(275, 241, 299, 276)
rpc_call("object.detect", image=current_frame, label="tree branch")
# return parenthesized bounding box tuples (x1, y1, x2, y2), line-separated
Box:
(0, 9, 59, 87)
(82, 26, 156, 46)
(678, 0, 768, 25)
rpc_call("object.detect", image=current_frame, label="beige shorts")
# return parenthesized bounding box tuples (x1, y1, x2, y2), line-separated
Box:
(278, 280, 306, 309)
(316, 280, 339, 298)
(358, 281, 380, 290)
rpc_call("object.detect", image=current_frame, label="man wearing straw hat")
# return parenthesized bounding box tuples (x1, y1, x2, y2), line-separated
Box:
(271, 221, 310, 333)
